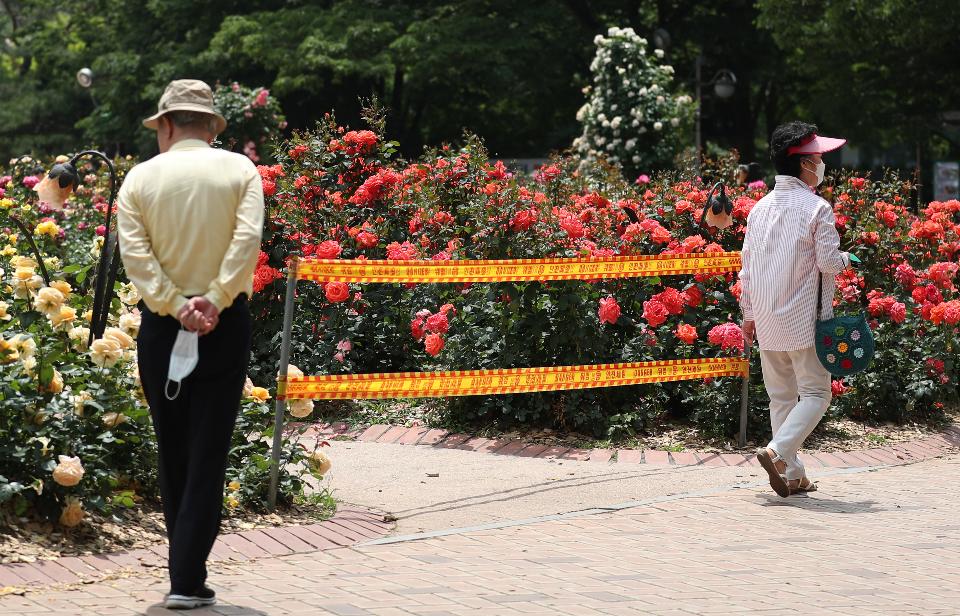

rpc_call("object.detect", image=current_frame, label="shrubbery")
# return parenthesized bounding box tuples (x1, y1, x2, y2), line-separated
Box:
(251, 113, 958, 440)
(0, 152, 320, 527)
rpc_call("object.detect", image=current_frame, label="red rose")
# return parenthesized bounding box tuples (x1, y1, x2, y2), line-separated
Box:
(253, 264, 282, 294)
(831, 380, 847, 396)
(411, 317, 426, 341)
(654, 287, 684, 315)
(683, 286, 703, 307)
(674, 323, 698, 345)
(440, 303, 456, 315)
(850, 177, 866, 190)
(356, 230, 378, 248)
(889, 302, 906, 323)
(598, 297, 621, 325)
(425, 312, 450, 333)
(261, 178, 276, 197)
(707, 322, 744, 353)
(510, 209, 537, 231)
(324, 281, 350, 303)
(386, 241, 418, 260)
(424, 333, 444, 356)
(642, 299, 669, 327)
(314, 240, 342, 260)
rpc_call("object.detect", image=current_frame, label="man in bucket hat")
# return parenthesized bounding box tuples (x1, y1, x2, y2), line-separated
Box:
(118, 79, 263, 609)
(739, 121, 854, 498)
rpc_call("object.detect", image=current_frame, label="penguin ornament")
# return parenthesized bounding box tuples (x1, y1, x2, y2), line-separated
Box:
(701, 181, 733, 230)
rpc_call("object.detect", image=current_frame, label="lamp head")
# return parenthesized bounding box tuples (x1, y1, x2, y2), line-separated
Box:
(76, 68, 94, 88)
(713, 70, 737, 99)
(34, 158, 80, 211)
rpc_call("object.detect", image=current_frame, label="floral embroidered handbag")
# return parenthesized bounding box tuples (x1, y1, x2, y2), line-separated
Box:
(814, 271, 875, 376)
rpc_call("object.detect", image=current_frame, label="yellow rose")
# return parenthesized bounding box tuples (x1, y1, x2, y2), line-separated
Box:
(49, 304, 78, 329)
(249, 387, 271, 403)
(34, 220, 61, 238)
(68, 326, 91, 352)
(118, 311, 141, 337)
(102, 412, 127, 428)
(50, 280, 72, 297)
(228, 481, 241, 491)
(90, 236, 104, 259)
(71, 391, 93, 416)
(0, 337, 18, 363)
(82, 310, 93, 323)
(42, 369, 64, 394)
(90, 338, 123, 368)
(103, 327, 135, 350)
(287, 364, 304, 378)
(10, 255, 37, 269)
(0, 301, 11, 321)
(242, 376, 255, 398)
(33, 286, 65, 315)
(11, 267, 43, 298)
(0, 198, 14, 210)
(226, 496, 240, 509)
(52, 455, 84, 487)
(117, 283, 141, 306)
(59, 497, 85, 528)
(307, 451, 332, 476)
(12, 334, 37, 358)
(0, 245, 16, 257)
(288, 398, 314, 418)
(22, 355, 37, 376)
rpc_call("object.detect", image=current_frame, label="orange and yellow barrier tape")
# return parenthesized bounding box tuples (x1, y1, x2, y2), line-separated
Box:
(295, 252, 741, 284)
(278, 358, 748, 400)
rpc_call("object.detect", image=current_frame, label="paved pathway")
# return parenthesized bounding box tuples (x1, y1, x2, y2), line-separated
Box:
(4, 454, 957, 615)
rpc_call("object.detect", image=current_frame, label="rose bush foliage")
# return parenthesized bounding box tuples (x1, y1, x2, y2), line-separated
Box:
(0, 153, 320, 527)
(250, 114, 958, 441)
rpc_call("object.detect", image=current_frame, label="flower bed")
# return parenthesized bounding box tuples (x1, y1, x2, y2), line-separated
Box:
(0, 156, 325, 528)
(250, 113, 958, 440)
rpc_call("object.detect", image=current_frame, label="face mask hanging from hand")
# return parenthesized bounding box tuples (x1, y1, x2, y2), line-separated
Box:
(165, 329, 199, 400)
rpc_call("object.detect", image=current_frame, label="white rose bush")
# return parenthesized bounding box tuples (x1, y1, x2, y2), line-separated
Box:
(574, 27, 694, 177)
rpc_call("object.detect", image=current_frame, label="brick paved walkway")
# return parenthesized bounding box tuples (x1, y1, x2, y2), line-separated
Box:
(4, 454, 957, 615)
(305, 421, 960, 469)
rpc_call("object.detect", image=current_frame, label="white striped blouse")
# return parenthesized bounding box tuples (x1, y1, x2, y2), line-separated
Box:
(740, 175, 850, 351)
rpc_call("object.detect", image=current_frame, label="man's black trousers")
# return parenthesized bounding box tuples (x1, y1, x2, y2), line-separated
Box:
(137, 295, 251, 594)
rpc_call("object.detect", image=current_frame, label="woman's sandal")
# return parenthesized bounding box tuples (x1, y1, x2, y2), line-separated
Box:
(755, 448, 790, 498)
(789, 476, 818, 495)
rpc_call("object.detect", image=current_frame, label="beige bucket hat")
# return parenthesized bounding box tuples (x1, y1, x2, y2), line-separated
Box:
(142, 79, 227, 134)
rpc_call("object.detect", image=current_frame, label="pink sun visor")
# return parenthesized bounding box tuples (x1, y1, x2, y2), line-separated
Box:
(786, 133, 847, 156)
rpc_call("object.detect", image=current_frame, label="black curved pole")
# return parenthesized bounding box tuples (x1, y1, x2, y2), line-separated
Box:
(7, 215, 52, 287)
(66, 151, 120, 346)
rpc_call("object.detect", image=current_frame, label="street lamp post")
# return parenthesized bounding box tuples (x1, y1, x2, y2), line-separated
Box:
(694, 54, 737, 175)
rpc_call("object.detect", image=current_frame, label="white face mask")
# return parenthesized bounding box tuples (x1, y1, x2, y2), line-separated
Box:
(165, 329, 199, 400)
(803, 159, 826, 187)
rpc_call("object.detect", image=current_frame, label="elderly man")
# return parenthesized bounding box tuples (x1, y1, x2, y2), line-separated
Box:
(118, 79, 264, 609)
(739, 121, 853, 498)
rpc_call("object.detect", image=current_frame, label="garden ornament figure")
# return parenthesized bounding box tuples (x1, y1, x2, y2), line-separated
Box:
(33, 158, 80, 210)
(701, 181, 733, 230)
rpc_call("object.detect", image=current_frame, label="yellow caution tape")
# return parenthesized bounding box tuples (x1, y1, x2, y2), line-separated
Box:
(278, 358, 748, 400)
(296, 252, 741, 284)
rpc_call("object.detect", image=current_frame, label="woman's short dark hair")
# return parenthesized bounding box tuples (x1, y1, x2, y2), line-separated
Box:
(770, 121, 817, 177)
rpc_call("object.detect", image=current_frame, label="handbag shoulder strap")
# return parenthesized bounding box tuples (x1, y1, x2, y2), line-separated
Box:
(816, 271, 823, 323)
